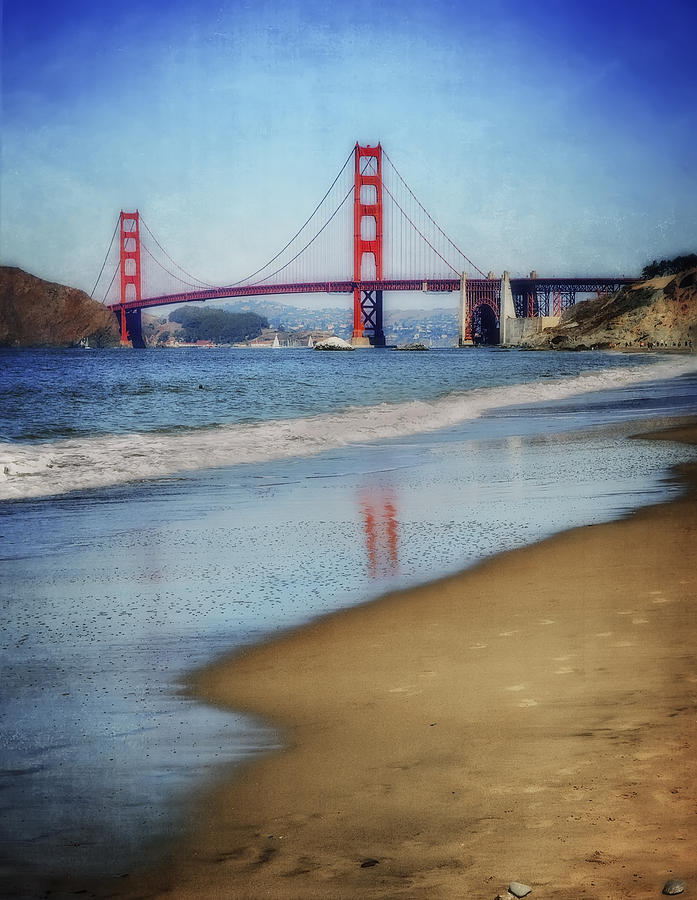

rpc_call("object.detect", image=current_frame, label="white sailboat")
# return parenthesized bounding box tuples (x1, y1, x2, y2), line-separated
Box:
(272, 334, 280, 348)
(307, 336, 314, 348)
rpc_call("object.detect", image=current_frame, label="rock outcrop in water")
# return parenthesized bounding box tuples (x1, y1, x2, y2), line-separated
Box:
(522, 266, 697, 351)
(0, 266, 120, 348)
(313, 336, 355, 351)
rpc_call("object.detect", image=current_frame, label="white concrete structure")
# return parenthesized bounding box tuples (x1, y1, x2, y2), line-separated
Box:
(499, 270, 516, 345)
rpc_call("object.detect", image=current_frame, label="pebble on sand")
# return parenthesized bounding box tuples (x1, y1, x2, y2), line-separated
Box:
(663, 879, 686, 895)
(508, 883, 532, 898)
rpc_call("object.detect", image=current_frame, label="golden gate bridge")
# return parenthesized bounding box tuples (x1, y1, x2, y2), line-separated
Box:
(92, 143, 637, 348)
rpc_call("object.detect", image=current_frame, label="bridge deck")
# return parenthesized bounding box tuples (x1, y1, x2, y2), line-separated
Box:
(109, 277, 638, 312)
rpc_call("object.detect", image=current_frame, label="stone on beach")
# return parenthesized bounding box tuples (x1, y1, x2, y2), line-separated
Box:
(663, 878, 686, 895)
(508, 882, 532, 898)
(313, 336, 355, 350)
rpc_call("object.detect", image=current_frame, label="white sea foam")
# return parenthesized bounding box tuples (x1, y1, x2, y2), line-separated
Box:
(2, 356, 696, 500)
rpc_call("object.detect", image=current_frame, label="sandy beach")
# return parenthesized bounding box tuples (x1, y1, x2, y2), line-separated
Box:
(92, 421, 697, 900)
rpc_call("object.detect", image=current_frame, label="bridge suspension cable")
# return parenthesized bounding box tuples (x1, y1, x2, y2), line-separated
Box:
(225, 146, 356, 288)
(100, 263, 119, 304)
(382, 149, 487, 278)
(140, 216, 217, 288)
(380, 179, 460, 277)
(90, 218, 120, 299)
(139, 240, 211, 290)
(248, 155, 376, 286)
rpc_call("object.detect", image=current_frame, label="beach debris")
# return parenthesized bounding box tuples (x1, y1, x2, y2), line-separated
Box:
(360, 858, 380, 868)
(495, 893, 515, 899)
(313, 336, 355, 351)
(663, 879, 686, 895)
(508, 883, 532, 898)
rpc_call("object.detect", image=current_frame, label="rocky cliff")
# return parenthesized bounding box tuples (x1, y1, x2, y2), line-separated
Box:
(0, 266, 121, 347)
(523, 267, 697, 351)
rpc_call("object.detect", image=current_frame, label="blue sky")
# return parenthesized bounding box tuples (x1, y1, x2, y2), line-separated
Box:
(2, 0, 696, 308)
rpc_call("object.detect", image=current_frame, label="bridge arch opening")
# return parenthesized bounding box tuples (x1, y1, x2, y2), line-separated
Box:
(360, 184, 377, 204)
(472, 304, 499, 345)
(361, 216, 377, 240)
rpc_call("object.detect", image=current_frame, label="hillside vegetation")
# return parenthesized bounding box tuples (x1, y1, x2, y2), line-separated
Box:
(168, 306, 268, 343)
(523, 259, 697, 351)
(0, 266, 120, 347)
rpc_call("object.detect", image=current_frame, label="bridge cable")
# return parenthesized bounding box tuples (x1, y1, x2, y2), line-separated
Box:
(382, 150, 487, 277)
(140, 239, 211, 290)
(380, 180, 460, 277)
(90, 217, 120, 299)
(100, 263, 119, 305)
(249, 187, 353, 285)
(226, 147, 355, 287)
(139, 217, 217, 287)
(250, 156, 373, 286)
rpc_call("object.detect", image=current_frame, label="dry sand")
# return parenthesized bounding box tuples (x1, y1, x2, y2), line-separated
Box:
(119, 424, 697, 900)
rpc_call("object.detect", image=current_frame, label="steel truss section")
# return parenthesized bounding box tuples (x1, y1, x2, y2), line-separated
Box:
(358, 289, 386, 346)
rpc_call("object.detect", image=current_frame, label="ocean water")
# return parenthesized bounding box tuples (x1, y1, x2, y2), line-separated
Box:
(1, 347, 697, 893)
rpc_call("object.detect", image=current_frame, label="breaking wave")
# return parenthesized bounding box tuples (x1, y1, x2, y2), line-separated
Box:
(2, 356, 696, 500)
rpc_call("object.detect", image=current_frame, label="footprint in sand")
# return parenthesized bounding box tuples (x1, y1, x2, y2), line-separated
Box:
(595, 632, 613, 638)
(555, 666, 574, 675)
(553, 655, 574, 662)
(498, 630, 519, 637)
(613, 641, 634, 648)
(538, 619, 555, 626)
(632, 618, 649, 625)
(518, 698, 538, 708)
(505, 684, 527, 692)
(469, 642, 488, 650)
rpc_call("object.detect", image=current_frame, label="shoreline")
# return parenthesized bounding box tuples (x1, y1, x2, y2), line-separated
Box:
(98, 420, 697, 900)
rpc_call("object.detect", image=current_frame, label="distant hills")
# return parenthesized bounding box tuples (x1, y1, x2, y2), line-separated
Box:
(220, 297, 460, 345)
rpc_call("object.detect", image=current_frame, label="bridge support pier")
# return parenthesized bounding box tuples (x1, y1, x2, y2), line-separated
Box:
(113, 306, 146, 348)
(457, 272, 471, 346)
(499, 270, 516, 345)
(353, 288, 385, 347)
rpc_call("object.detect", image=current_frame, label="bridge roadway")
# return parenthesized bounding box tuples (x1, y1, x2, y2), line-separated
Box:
(109, 276, 637, 313)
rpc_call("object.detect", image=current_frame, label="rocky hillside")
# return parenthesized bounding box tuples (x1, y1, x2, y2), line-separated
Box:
(0, 266, 120, 347)
(524, 267, 697, 351)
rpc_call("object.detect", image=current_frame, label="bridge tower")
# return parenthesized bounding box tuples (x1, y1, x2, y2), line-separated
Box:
(352, 144, 386, 347)
(118, 211, 145, 347)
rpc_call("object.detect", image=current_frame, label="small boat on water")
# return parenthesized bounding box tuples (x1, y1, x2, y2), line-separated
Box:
(272, 334, 280, 348)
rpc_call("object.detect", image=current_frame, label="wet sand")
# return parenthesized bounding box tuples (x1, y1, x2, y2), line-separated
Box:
(119, 424, 697, 900)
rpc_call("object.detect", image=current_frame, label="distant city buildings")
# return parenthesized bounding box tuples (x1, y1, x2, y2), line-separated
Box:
(143, 299, 461, 348)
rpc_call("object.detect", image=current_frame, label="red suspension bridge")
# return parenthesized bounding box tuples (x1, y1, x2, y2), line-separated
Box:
(92, 143, 637, 348)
